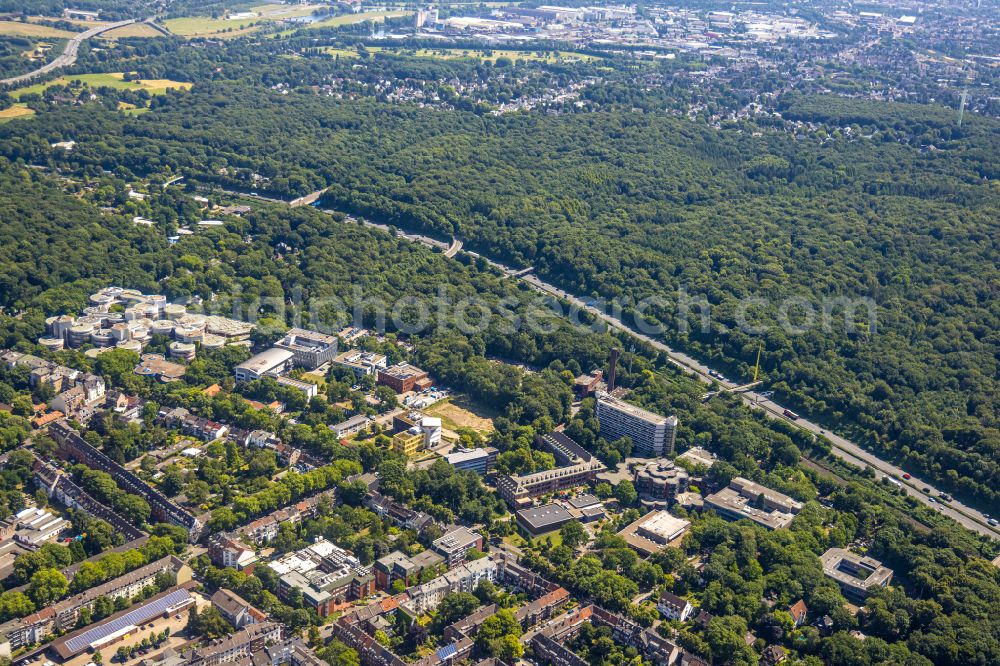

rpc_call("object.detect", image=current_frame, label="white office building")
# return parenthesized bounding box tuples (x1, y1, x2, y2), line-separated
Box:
(596, 392, 677, 456)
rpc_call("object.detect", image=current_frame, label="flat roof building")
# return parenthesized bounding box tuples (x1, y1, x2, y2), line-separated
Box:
(705, 477, 803, 530)
(596, 392, 677, 456)
(443, 447, 496, 475)
(330, 413, 373, 439)
(235, 348, 295, 382)
(274, 328, 338, 370)
(432, 527, 484, 566)
(821, 548, 893, 601)
(377, 363, 432, 394)
(332, 349, 388, 376)
(677, 446, 718, 469)
(618, 510, 690, 555)
(515, 503, 574, 537)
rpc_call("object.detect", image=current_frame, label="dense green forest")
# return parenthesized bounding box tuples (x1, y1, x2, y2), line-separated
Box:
(1, 144, 1000, 665)
(1, 81, 995, 509)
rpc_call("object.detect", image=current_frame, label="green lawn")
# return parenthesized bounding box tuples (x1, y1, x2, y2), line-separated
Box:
(11, 73, 191, 99)
(164, 3, 329, 38)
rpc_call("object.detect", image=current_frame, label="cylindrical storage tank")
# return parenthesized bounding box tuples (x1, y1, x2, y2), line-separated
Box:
(89, 331, 114, 348)
(164, 303, 187, 320)
(149, 320, 175, 337)
(38, 337, 64, 352)
(117, 339, 143, 353)
(169, 341, 196, 361)
(68, 323, 95, 348)
(201, 334, 226, 350)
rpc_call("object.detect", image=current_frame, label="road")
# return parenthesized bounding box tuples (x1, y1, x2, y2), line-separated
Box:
(212, 189, 1000, 540)
(513, 272, 999, 540)
(0, 19, 136, 86)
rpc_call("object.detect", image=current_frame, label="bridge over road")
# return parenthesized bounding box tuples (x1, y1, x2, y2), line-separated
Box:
(0, 19, 137, 87)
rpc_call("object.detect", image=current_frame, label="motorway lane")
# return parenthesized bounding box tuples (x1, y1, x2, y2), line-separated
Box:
(219, 197, 1000, 539)
(0, 19, 136, 86)
(514, 274, 1000, 540)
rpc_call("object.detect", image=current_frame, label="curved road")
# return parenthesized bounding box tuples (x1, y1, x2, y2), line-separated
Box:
(0, 19, 136, 87)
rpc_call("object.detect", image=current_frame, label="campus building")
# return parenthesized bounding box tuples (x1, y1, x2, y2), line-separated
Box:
(634, 459, 690, 505)
(704, 477, 803, 530)
(595, 392, 677, 456)
(377, 363, 432, 393)
(235, 348, 296, 382)
(274, 328, 338, 370)
(821, 548, 893, 601)
(443, 447, 497, 475)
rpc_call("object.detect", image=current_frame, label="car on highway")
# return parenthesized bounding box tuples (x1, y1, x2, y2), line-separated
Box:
(939, 493, 952, 501)
(783, 408, 800, 420)
(922, 487, 931, 493)
(989, 519, 998, 527)
(902, 473, 911, 480)
(928, 497, 937, 503)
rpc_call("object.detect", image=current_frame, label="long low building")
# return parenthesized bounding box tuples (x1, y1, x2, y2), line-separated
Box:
(49, 585, 196, 660)
(235, 348, 296, 382)
(515, 503, 574, 537)
(704, 477, 803, 530)
(50, 420, 202, 538)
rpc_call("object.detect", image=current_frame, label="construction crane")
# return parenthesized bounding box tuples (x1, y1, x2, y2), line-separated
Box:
(753, 342, 763, 382)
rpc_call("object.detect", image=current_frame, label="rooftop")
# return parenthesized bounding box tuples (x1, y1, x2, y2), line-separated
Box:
(236, 348, 295, 374)
(516, 503, 574, 531)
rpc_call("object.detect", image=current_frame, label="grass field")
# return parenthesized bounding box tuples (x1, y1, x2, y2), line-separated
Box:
(27, 15, 109, 29)
(0, 20, 78, 38)
(378, 47, 598, 63)
(0, 104, 35, 123)
(425, 396, 496, 434)
(12, 72, 191, 99)
(164, 3, 325, 37)
(278, 10, 412, 35)
(100, 23, 164, 38)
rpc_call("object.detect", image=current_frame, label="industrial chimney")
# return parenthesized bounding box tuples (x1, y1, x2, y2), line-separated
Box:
(607, 348, 620, 392)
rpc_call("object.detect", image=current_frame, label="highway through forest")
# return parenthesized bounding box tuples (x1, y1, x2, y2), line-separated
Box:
(0, 19, 136, 87)
(512, 273, 1000, 540)
(247, 192, 999, 540)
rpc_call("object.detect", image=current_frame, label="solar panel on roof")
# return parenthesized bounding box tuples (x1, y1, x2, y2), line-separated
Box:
(64, 589, 191, 654)
(436, 643, 458, 660)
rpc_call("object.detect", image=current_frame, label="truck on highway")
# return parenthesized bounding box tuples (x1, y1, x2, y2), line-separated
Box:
(783, 409, 799, 420)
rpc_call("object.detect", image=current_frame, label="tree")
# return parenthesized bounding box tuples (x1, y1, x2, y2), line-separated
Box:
(560, 520, 588, 550)
(433, 592, 480, 631)
(614, 479, 638, 506)
(476, 609, 521, 656)
(28, 567, 68, 606)
(316, 640, 360, 666)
